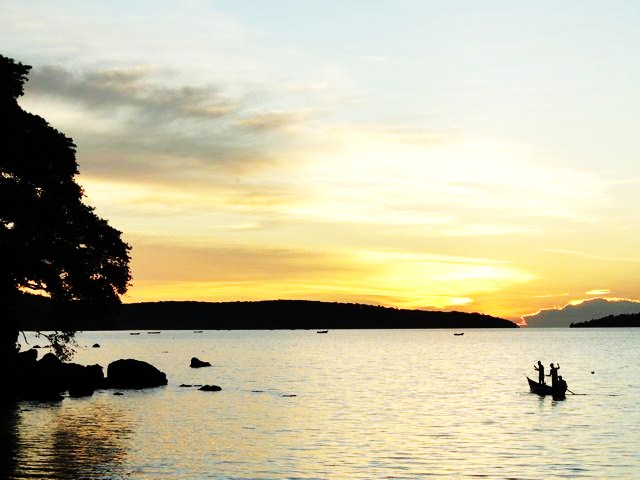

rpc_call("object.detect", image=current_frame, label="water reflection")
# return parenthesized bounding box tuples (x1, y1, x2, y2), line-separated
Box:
(0, 403, 19, 480)
(13, 397, 133, 480)
(12, 329, 640, 478)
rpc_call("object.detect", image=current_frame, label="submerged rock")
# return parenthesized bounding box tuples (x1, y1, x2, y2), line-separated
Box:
(106, 359, 168, 389)
(189, 357, 212, 368)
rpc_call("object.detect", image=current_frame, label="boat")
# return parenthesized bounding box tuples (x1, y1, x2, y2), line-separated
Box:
(316, 330, 328, 334)
(129, 332, 140, 335)
(454, 332, 464, 336)
(526, 377, 566, 399)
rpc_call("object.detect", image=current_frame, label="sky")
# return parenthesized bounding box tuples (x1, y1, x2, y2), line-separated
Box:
(2, 1, 640, 323)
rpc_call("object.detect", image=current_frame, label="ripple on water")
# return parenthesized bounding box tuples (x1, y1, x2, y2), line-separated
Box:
(9, 328, 640, 479)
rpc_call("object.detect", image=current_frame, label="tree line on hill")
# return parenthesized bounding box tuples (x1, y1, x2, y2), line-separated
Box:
(570, 312, 640, 328)
(16, 297, 518, 331)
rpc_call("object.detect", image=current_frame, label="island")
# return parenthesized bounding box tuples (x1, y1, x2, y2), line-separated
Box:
(570, 312, 640, 328)
(16, 297, 518, 331)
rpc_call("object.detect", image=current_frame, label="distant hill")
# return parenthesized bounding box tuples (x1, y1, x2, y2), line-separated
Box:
(16, 298, 517, 330)
(523, 298, 640, 327)
(570, 312, 640, 328)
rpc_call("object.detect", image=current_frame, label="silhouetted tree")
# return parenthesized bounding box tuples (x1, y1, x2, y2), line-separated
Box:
(0, 55, 131, 360)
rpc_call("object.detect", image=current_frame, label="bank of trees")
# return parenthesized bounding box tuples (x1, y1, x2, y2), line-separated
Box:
(0, 54, 131, 360)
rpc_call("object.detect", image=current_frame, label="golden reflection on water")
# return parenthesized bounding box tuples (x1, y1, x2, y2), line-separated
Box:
(14, 329, 640, 479)
(13, 397, 132, 479)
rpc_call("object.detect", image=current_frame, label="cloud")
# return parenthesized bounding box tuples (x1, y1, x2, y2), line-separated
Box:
(20, 61, 613, 236)
(19, 63, 321, 185)
(585, 289, 611, 295)
(235, 109, 313, 132)
(28, 65, 235, 119)
(523, 297, 640, 327)
(541, 248, 640, 263)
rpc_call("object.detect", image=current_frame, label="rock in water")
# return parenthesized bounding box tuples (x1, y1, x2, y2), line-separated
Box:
(106, 359, 168, 389)
(190, 357, 212, 368)
(198, 384, 222, 392)
(66, 363, 105, 397)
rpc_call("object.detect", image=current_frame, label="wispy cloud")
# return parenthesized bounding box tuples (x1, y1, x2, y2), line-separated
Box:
(20, 63, 319, 185)
(29, 65, 235, 119)
(541, 248, 640, 263)
(235, 109, 313, 132)
(585, 289, 612, 295)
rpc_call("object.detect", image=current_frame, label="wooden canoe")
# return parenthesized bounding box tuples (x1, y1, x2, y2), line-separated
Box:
(527, 376, 566, 399)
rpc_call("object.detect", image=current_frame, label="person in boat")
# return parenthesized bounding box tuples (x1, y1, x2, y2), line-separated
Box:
(555, 375, 568, 396)
(547, 363, 560, 388)
(534, 361, 545, 384)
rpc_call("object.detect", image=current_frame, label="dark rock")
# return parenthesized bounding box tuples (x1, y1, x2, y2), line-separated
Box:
(85, 364, 106, 387)
(198, 384, 222, 392)
(37, 353, 67, 393)
(40, 352, 62, 368)
(106, 359, 168, 389)
(92, 343, 100, 348)
(65, 363, 93, 398)
(11, 349, 106, 401)
(190, 357, 211, 368)
(15, 353, 66, 400)
(66, 363, 104, 397)
(18, 348, 38, 364)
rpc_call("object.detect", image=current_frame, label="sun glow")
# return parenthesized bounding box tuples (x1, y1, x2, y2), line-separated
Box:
(11, 0, 640, 324)
(78, 128, 611, 320)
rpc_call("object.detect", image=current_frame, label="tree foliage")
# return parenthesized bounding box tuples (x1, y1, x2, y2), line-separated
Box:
(0, 55, 131, 359)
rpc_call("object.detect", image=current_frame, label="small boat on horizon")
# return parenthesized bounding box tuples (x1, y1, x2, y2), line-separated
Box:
(147, 331, 161, 334)
(454, 332, 464, 336)
(316, 330, 329, 334)
(129, 332, 140, 335)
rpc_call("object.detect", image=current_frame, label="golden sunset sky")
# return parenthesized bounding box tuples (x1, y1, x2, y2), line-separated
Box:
(3, 1, 640, 322)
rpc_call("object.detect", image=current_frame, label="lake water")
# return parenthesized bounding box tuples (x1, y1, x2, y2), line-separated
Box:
(3, 328, 640, 479)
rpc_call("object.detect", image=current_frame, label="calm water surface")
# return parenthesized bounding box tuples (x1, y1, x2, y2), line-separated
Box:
(4, 328, 640, 479)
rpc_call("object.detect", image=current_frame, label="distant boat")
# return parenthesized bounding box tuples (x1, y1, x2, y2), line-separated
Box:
(316, 330, 329, 334)
(129, 332, 140, 335)
(527, 377, 566, 400)
(193, 330, 203, 333)
(454, 332, 464, 336)
(147, 331, 161, 334)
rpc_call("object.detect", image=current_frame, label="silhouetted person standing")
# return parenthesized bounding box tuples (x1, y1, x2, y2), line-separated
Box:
(534, 360, 545, 384)
(548, 363, 560, 388)
(556, 375, 568, 397)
